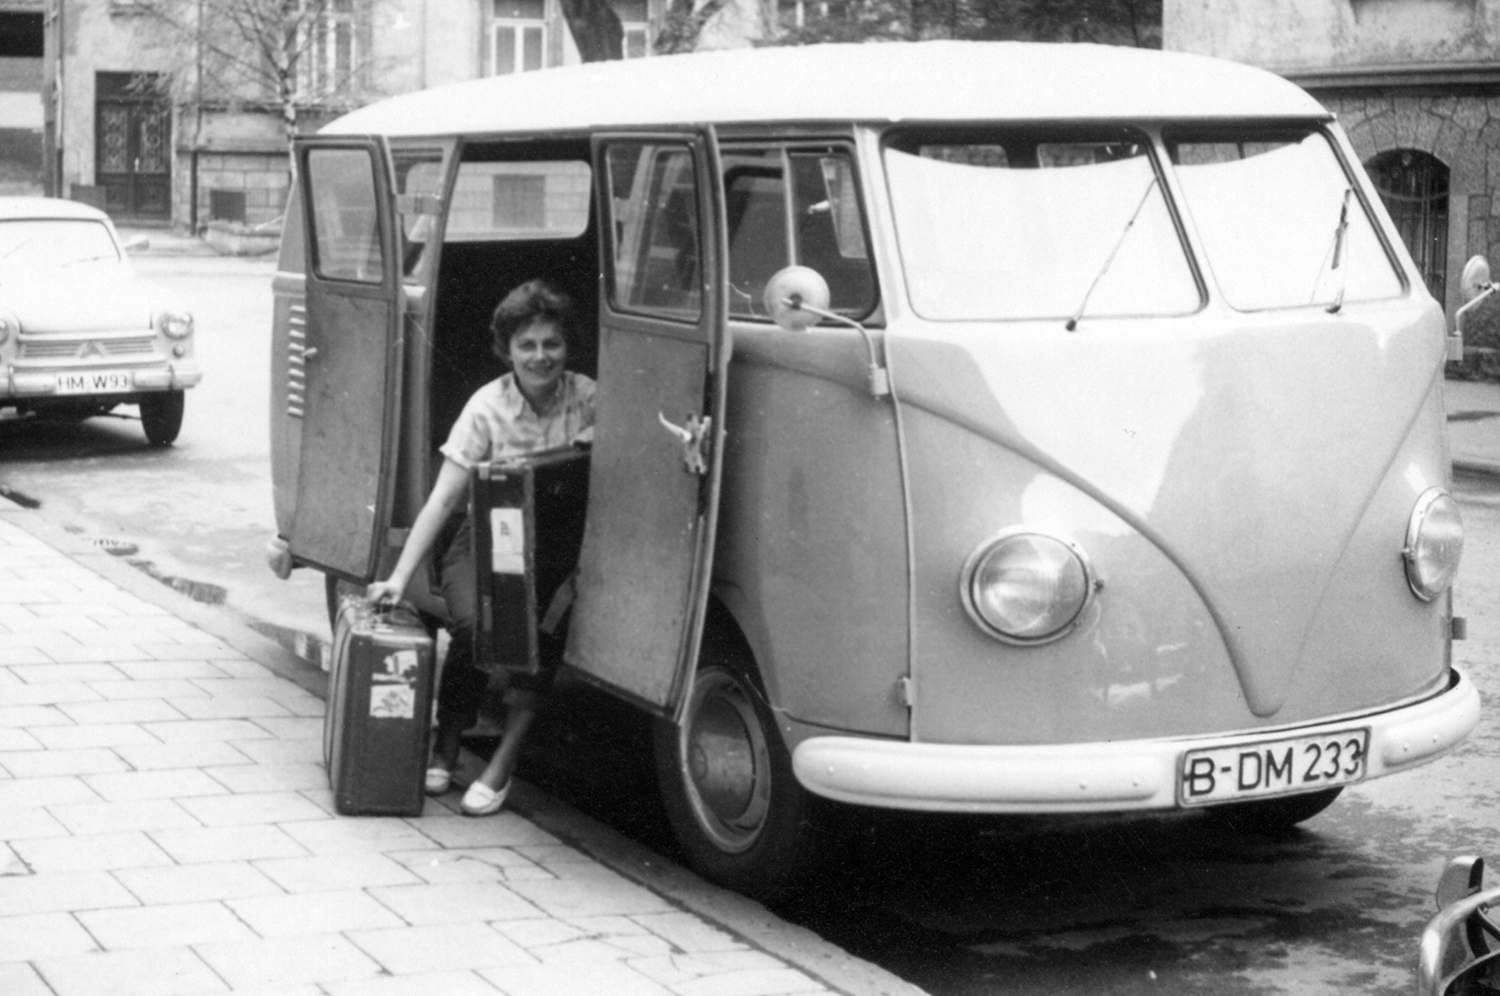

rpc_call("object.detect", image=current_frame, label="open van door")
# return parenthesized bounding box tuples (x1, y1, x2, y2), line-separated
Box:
(566, 130, 728, 719)
(287, 138, 404, 581)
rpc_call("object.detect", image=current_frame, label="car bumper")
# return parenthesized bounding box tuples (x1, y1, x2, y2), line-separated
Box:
(4, 361, 203, 397)
(791, 666, 1479, 813)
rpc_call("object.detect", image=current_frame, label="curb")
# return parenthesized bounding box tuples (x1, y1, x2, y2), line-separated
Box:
(0, 499, 928, 996)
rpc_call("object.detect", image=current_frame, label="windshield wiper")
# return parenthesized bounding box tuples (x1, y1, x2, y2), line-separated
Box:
(1066, 175, 1160, 332)
(1323, 187, 1352, 314)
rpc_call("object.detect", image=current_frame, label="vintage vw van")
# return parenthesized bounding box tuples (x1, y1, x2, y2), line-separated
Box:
(267, 41, 1478, 895)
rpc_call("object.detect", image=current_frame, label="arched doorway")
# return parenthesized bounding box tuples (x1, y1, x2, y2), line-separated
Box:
(1365, 149, 1449, 304)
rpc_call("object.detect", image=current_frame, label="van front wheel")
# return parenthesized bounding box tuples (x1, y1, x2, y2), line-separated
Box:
(655, 653, 821, 899)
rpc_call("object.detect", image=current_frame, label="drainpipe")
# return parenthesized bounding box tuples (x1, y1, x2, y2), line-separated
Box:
(53, 0, 64, 196)
(189, 149, 198, 232)
(190, 0, 204, 232)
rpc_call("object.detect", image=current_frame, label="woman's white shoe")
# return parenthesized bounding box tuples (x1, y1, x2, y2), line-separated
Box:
(460, 778, 511, 816)
(424, 766, 452, 796)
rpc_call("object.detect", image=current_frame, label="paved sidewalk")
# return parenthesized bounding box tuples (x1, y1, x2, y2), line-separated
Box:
(0, 505, 923, 996)
(117, 226, 220, 258)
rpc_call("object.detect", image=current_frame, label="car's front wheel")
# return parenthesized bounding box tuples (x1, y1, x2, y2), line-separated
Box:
(140, 391, 185, 447)
(654, 643, 823, 899)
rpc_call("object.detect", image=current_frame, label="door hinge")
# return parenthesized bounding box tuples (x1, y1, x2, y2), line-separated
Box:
(896, 676, 916, 707)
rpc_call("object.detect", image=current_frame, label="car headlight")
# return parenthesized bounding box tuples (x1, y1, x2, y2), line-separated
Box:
(960, 530, 1095, 645)
(161, 311, 193, 339)
(1404, 487, 1463, 602)
(0, 313, 17, 345)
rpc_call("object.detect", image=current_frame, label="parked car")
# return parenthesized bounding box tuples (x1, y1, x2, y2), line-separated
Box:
(0, 197, 201, 445)
(1417, 856, 1500, 995)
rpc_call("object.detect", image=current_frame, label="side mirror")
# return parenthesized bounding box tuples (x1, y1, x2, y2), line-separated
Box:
(121, 234, 150, 253)
(762, 264, 890, 398)
(764, 265, 831, 332)
(1453, 256, 1498, 364)
(1461, 256, 1492, 304)
(1436, 855, 1485, 910)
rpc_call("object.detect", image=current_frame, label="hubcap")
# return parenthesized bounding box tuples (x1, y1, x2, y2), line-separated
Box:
(680, 667, 773, 853)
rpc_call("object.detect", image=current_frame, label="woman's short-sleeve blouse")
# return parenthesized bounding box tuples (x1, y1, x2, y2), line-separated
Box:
(439, 371, 596, 469)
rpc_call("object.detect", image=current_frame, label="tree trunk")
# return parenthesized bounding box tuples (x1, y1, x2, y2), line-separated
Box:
(558, 0, 624, 61)
(654, 0, 731, 54)
(279, 72, 299, 184)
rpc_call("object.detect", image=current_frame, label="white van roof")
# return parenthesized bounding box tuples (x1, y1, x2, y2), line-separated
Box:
(322, 40, 1327, 139)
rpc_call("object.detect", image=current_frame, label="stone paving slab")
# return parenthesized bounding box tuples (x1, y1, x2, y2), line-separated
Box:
(0, 508, 927, 996)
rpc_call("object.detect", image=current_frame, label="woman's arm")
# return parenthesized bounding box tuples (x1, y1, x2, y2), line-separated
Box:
(366, 458, 471, 605)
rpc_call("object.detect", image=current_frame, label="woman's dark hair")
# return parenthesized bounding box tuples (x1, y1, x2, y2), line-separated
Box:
(490, 279, 577, 362)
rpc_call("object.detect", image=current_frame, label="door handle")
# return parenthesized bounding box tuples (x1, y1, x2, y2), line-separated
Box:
(301, 347, 319, 360)
(658, 411, 710, 476)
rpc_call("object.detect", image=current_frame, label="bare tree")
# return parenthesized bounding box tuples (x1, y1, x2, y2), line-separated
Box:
(559, 0, 627, 60)
(654, 0, 735, 54)
(772, 0, 1161, 48)
(133, 0, 392, 165)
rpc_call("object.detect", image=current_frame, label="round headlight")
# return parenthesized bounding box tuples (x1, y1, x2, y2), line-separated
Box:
(961, 531, 1094, 644)
(1404, 488, 1463, 601)
(161, 311, 193, 339)
(0, 316, 11, 345)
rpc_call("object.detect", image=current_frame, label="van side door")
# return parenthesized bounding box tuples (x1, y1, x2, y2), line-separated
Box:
(566, 131, 728, 718)
(286, 138, 407, 581)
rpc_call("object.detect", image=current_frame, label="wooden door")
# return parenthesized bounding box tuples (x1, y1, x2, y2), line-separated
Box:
(95, 73, 170, 219)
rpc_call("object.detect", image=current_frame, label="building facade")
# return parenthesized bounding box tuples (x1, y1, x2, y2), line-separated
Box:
(39, 0, 752, 231)
(0, 0, 44, 195)
(1166, 0, 1500, 319)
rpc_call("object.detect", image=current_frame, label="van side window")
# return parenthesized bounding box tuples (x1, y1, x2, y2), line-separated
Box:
(723, 146, 876, 321)
(305, 147, 384, 284)
(393, 151, 448, 278)
(604, 143, 702, 320)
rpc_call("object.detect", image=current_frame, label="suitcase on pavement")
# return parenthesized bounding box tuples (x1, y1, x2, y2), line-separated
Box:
(324, 597, 436, 816)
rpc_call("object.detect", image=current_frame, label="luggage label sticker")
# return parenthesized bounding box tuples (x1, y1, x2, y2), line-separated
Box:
(370, 649, 421, 720)
(490, 508, 525, 575)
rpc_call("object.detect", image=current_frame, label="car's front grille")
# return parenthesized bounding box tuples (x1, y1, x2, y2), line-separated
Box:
(20, 336, 157, 359)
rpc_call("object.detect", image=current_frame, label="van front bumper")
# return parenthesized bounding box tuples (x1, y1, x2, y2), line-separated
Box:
(791, 667, 1479, 813)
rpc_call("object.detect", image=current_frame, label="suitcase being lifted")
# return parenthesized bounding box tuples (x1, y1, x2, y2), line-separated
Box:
(324, 597, 436, 816)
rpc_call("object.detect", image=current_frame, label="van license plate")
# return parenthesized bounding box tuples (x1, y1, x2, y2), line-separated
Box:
(56, 371, 131, 395)
(1179, 728, 1369, 806)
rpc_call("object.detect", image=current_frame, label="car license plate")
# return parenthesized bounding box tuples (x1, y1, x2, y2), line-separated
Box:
(56, 371, 132, 395)
(1179, 728, 1369, 806)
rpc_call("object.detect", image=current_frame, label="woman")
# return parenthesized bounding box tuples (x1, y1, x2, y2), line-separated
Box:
(366, 278, 595, 816)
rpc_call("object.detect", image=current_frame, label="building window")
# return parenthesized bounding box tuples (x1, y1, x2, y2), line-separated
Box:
(299, 0, 361, 96)
(490, 0, 547, 74)
(615, 0, 649, 57)
(1366, 149, 1449, 304)
(778, 0, 854, 31)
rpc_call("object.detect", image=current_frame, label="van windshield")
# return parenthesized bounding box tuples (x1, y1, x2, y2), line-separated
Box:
(1163, 125, 1404, 310)
(883, 128, 1200, 321)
